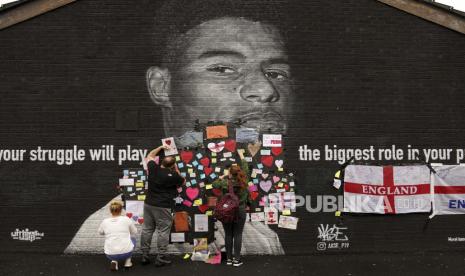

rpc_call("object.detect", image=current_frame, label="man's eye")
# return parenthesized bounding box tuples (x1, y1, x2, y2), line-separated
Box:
(264, 70, 288, 81)
(207, 65, 236, 74)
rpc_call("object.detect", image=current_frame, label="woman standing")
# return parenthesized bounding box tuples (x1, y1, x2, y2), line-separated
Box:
(213, 161, 250, 267)
(98, 200, 137, 271)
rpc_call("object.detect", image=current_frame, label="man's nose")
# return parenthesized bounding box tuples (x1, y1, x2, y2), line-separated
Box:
(239, 71, 280, 103)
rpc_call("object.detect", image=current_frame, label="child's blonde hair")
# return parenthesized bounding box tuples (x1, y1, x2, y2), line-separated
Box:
(109, 200, 123, 215)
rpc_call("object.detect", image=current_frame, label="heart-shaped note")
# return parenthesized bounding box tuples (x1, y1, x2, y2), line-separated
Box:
(271, 147, 282, 156)
(126, 212, 133, 218)
(133, 216, 139, 221)
(261, 155, 274, 167)
(198, 204, 209, 213)
(247, 141, 261, 157)
(273, 175, 280, 183)
(186, 187, 199, 201)
(224, 139, 236, 152)
(262, 173, 269, 179)
(177, 187, 183, 193)
(200, 157, 210, 167)
(208, 141, 225, 153)
(204, 167, 213, 176)
(212, 188, 222, 197)
(259, 180, 272, 192)
(165, 139, 172, 145)
(183, 200, 192, 207)
(137, 218, 144, 224)
(275, 159, 283, 168)
(250, 191, 259, 200)
(248, 184, 258, 192)
(181, 150, 193, 164)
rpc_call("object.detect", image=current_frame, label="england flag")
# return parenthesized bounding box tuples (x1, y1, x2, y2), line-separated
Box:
(343, 165, 431, 214)
(432, 165, 465, 215)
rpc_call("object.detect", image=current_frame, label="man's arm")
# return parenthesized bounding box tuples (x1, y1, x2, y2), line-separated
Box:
(146, 145, 168, 159)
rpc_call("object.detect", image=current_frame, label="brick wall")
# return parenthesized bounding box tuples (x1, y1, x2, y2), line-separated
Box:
(1, 0, 464, 254)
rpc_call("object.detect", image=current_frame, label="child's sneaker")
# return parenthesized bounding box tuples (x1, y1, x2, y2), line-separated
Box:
(226, 258, 233, 265)
(233, 258, 243, 267)
(110, 260, 118, 271)
(124, 258, 133, 268)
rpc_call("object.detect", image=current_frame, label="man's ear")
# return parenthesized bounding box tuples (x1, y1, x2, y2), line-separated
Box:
(146, 66, 172, 109)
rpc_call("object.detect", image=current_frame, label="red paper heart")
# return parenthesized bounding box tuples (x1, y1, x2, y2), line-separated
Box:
(204, 167, 213, 176)
(165, 139, 172, 145)
(200, 157, 210, 167)
(284, 184, 289, 190)
(271, 147, 283, 156)
(212, 188, 222, 197)
(250, 191, 259, 200)
(137, 217, 144, 224)
(180, 150, 193, 163)
(126, 212, 133, 218)
(198, 204, 209, 213)
(224, 139, 236, 152)
(186, 187, 199, 201)
(261, 155, 274, 167)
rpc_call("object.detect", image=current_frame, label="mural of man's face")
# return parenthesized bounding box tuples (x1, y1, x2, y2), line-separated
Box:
(148, 17, 294, 138)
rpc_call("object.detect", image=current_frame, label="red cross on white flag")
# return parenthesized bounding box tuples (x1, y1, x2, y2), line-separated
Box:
(343, 165, 431, 214)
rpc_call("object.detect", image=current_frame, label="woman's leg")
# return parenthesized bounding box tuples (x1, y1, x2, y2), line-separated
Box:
(222, 222, 234, 260)
(232, 209, 247, 260)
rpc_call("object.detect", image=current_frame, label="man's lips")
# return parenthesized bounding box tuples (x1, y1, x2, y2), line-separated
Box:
(240, 112, 286, 133)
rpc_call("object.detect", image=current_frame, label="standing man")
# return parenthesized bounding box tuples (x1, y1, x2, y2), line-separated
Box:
(140, 145, 185, 266)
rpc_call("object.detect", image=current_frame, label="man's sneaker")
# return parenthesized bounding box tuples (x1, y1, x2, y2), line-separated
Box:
(124, 258, 133, 268)
(141, 255, 151, 265)
(226, 259, 233, 265)
(233, 259, 243, 267)
(157, 255, 172, 264)
(110, 260, 118, 271)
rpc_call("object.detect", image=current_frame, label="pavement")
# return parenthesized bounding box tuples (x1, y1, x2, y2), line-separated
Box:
(2, 252, 465, 276)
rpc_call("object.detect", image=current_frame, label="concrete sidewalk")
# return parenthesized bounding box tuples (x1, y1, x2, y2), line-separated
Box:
(1, 252, 465, 276)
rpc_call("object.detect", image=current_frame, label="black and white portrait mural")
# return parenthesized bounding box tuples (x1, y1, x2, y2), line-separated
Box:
(1, 0, 465, 255)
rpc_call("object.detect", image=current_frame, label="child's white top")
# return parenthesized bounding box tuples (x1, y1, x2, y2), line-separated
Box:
(98, 216, 137, 255)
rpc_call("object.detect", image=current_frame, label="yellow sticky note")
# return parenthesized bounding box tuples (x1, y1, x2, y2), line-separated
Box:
(194, 199, 203, 206)
(335, 170, 341, 179)
(248, 182, 254, 187)
(136, 181, 144, 188)
(175, 156, 181, 161)
(212, 158, 217, 164)
(188, 168, 193, 174)
(335, 211, 341, 217)
(223, 169, 229, 175)
(278, 182, 284, 188)
(282, 209, 291, 216)
(206, 210, 213, 216)
(278, 167, 284, 172)
(137, 195, 146, 201)
(237, 149, 245, 160)
(211, 152, 217, 157)
(206, 184, 213, 190)
(183, 254, 191, 259)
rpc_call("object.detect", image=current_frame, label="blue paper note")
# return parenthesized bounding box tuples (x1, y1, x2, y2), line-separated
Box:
(178, 163, 184, 169)
(200, 173, 206, 179)
(257, 163, 263, 169)
(191, 179, 197, 185)
(192, 160, 199, 166)
(198, 165, 204, 171)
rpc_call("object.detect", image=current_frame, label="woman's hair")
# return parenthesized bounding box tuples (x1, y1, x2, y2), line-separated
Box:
(109, 200, 123, 216)
(229, 164, 247, 191)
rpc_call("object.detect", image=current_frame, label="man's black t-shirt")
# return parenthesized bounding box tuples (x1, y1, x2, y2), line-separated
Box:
(145, 160, 184, 208)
